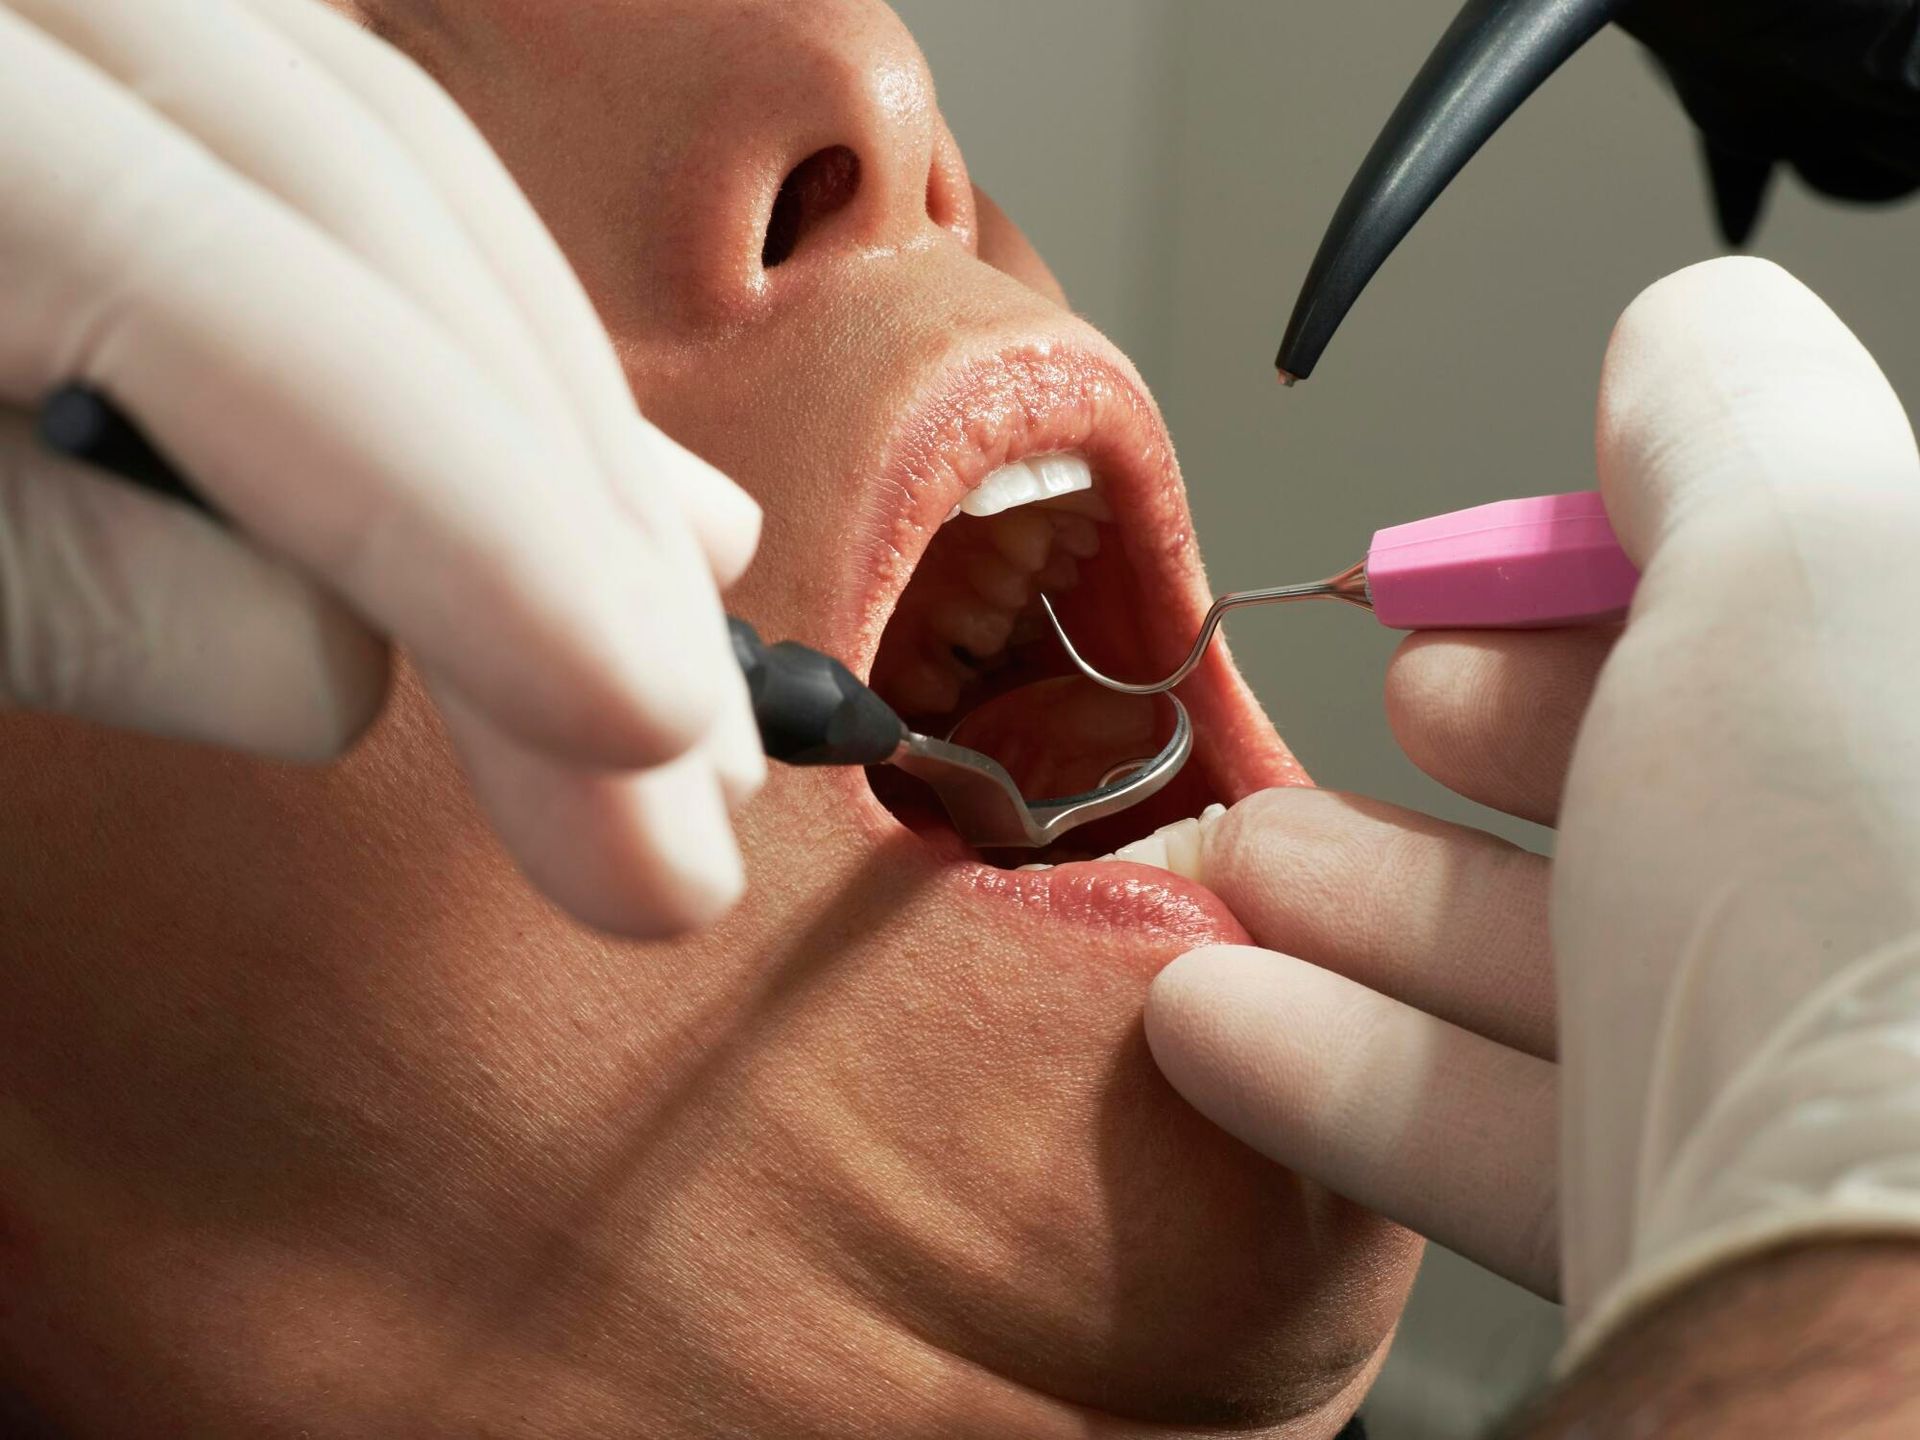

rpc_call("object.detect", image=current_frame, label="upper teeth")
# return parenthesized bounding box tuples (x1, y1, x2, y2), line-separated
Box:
(957, 453, 1093, 519)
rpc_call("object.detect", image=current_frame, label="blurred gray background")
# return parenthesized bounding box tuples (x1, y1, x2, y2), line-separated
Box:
(889, 2, 1920, 1436)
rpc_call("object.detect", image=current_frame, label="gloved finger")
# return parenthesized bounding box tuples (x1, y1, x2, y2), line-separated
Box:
(36, 0, 750, 742)
(22, 0, 580, 450)
(1200, 787, 1554, 1058)
(1147, 944, 1560, 1299)
(1384, 627, 1618, 826)
(0, 8, 724, 769)
(632, 415, 763, 589)
(1598, 257, 1920, 580)
(701, 650, 769, 810)
(0, 411, 387, 759)
(19, 0, 747, 758)
(432, 678, 748, 939)
(242, 0, 765, 588)
(251, 0, 762, 770)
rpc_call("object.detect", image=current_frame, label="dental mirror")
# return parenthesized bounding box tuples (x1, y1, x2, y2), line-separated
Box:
(887, 678, 1191, 850)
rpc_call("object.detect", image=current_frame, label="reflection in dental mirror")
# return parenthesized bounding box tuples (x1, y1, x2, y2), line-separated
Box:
(946, 675, 1171, 801)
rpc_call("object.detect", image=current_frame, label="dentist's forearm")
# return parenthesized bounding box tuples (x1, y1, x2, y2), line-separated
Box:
(1504, 1243, 1920, 1440)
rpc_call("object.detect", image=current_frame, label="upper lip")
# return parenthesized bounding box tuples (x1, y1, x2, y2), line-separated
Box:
(831, 330, 1220, 682)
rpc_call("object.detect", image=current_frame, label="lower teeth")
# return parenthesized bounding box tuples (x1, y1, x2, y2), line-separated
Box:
(1012, 803, 1230, 880)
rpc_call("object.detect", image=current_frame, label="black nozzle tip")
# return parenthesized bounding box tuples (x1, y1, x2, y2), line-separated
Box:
(1703, 139, 1775, 248)
(1276, 324, 1320, 386)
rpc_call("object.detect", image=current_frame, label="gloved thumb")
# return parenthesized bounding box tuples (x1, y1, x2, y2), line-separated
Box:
(1595, 257, 1920, 587)
(1557, 260, 1920, 1339)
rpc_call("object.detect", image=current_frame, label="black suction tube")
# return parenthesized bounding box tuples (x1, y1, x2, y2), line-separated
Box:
(1276, 0, 1628, 382)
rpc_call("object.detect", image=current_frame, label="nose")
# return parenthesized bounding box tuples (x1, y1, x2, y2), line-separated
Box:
(629, 0, 976, 329)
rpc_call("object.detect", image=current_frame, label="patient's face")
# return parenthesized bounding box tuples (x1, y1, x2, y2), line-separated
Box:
(0, 2, 1417, 1435)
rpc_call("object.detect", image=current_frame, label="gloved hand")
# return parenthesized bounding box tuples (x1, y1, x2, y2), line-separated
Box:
(1, 0, 764, 937)
(1145, 257, 1920, 1364)
(1620, 0, 1920, 243)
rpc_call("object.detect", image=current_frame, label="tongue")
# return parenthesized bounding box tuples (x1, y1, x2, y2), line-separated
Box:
(946, 676, 1170, 799)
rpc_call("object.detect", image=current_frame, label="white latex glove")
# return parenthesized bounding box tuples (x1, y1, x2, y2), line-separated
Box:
(1144, 257, 1920, 1365)
(0, 0, 765, 936)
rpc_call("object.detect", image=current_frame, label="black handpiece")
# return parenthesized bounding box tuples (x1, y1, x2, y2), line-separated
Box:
(726, 619, 904, 767)
(38, 384, 211, 516)
(34, 385, 900, 771)
(1276, 0, 1626, 383)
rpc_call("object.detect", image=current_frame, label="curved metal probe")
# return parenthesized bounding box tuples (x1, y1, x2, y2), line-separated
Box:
(888, 694, 1192, 849)
(1041, 563, 1372, 697)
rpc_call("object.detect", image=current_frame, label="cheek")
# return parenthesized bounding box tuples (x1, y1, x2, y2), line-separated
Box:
(972, 187, 1069, 310)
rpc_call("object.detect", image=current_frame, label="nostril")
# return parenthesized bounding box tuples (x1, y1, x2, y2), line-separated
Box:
(925, 163, 956, 233)
(925, 129, 971, 242)
(762, 146, 862, 269)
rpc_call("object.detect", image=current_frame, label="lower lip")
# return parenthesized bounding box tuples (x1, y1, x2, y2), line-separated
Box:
(962, 861, 1251, 948)
(854, 772, 1257, 950)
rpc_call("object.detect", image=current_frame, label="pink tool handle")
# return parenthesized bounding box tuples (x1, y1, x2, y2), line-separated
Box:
(1364, 490, 1639, 630)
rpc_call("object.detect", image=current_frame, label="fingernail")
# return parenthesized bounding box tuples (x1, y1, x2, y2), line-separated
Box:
(670, 784, 749, 921)
(638, 420, 762, 587)
(629, 758, 748, 934)
(709, 662, 768, 808)
(648, 422, 761, 529)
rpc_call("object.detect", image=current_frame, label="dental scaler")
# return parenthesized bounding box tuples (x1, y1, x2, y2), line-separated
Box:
(1044, 490, 1637, 696)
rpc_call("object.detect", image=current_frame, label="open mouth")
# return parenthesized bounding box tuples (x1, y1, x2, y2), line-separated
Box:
(848, 346, 1297, 884)
(866, 454, 1226, 870)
